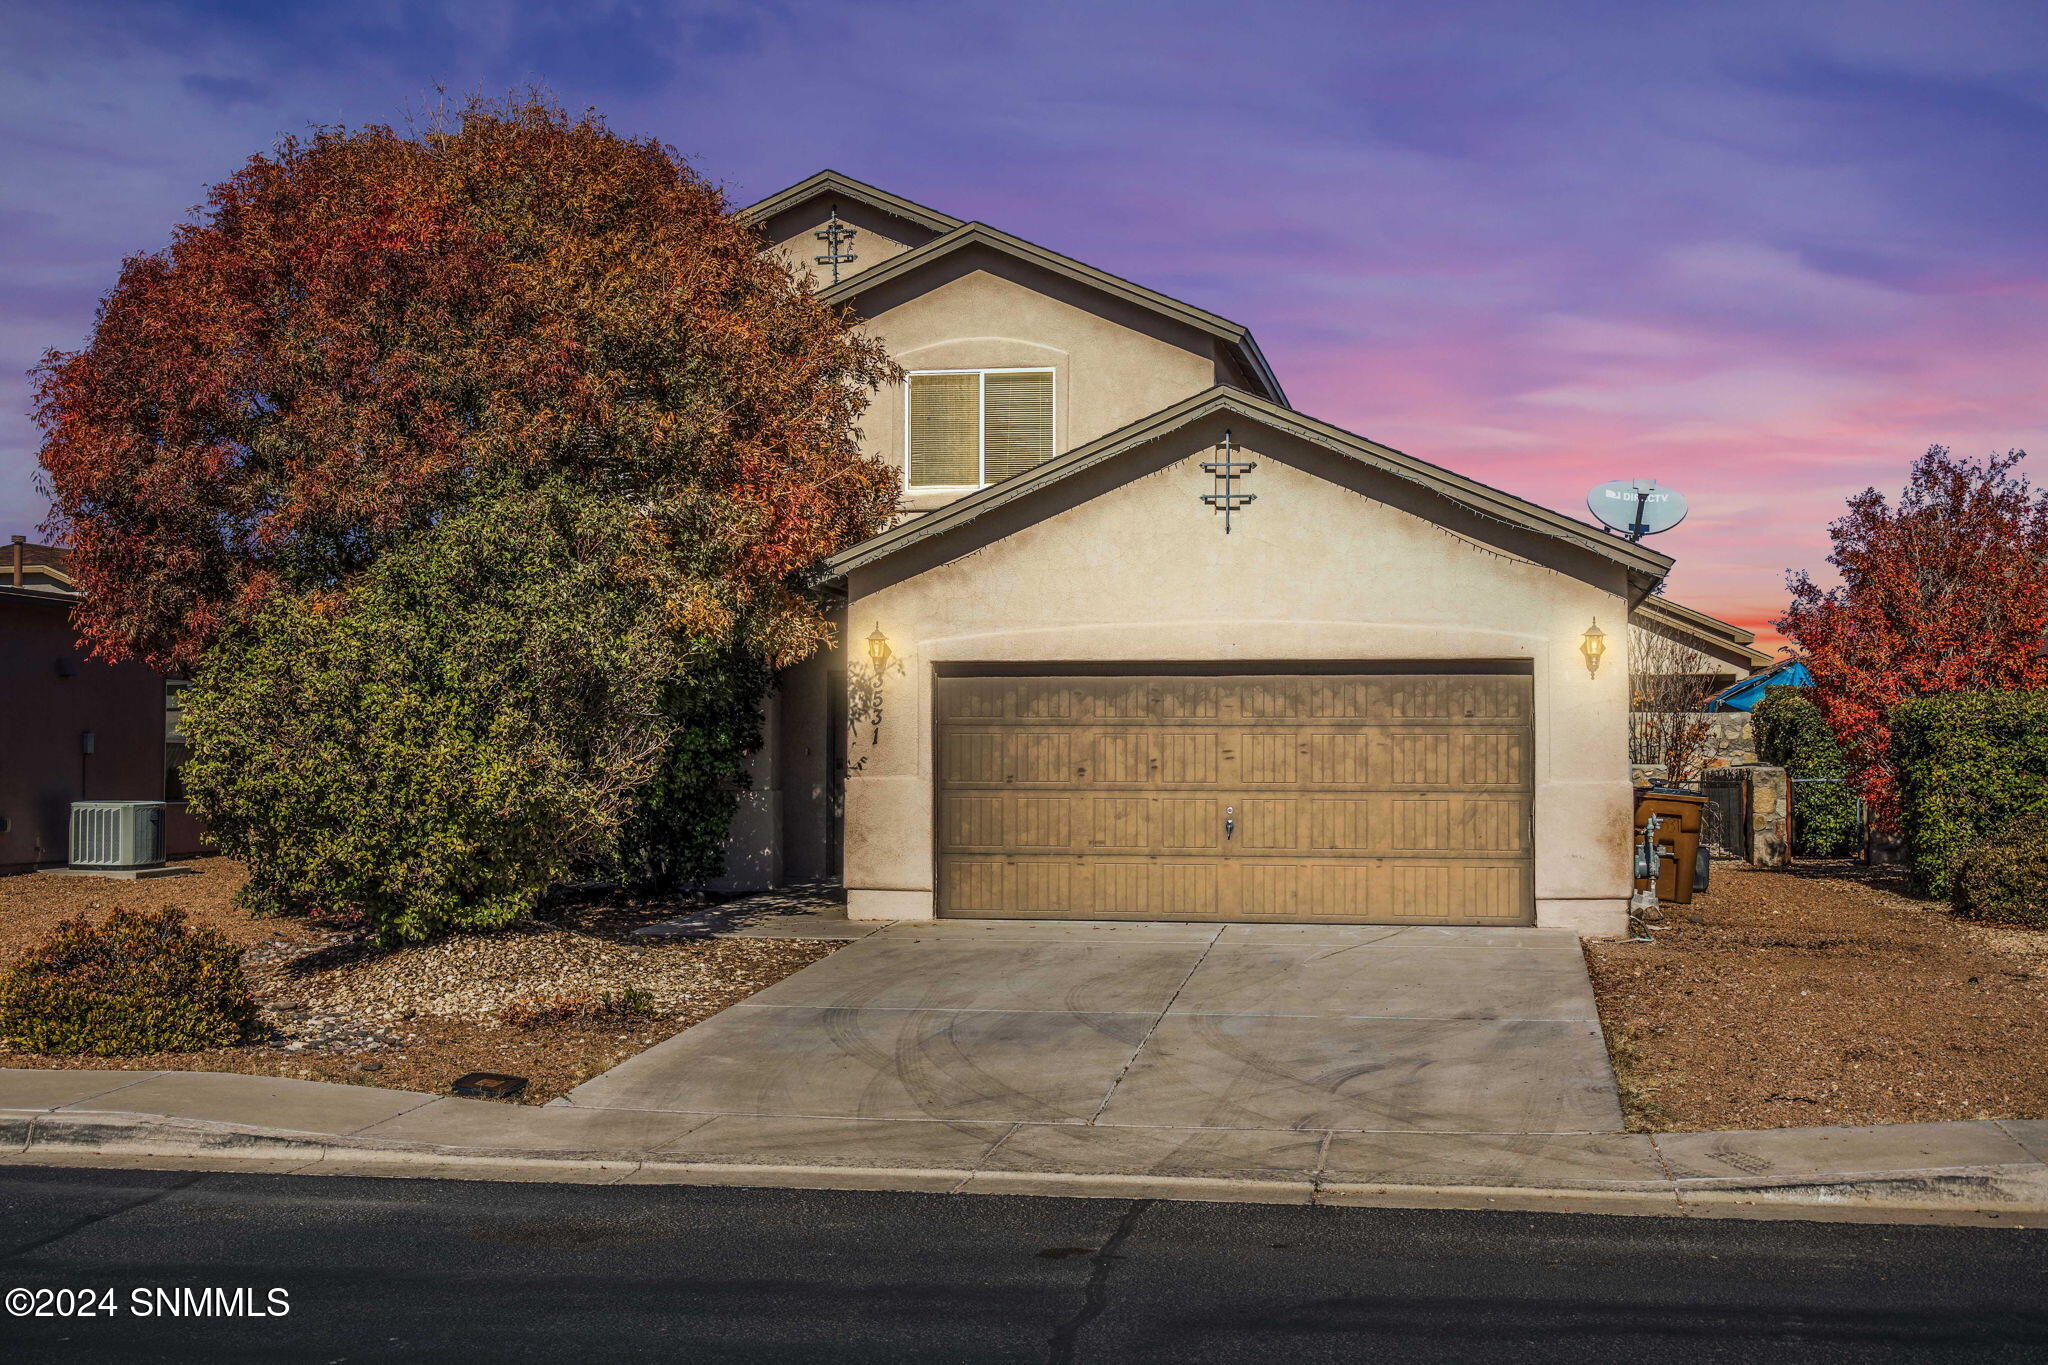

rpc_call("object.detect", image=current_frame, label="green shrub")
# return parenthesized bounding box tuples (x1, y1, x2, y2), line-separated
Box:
(0, 908, 258, 1055)
(1951, 805, 2048, 928)
(1751, 685, 1859, 857)
(606, 651, 773, 892)
(182, 486, 718, 946)
(1890, 691, 2048, 897)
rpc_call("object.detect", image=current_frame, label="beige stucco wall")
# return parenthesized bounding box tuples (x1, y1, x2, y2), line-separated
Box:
(839, 413, 1641, 937)
(851, 256, 1231, 514)
(759, 197, 932, 289)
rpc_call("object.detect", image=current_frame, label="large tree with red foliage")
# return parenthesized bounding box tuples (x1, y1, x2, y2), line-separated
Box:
(30, 97, 901, 937)
(1779, 445, 2048, 830)
(34, 96, 897, 672)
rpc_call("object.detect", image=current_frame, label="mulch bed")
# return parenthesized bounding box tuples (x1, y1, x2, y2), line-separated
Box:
(0, 861, 837, 1105)
(1585, 859, 2048, 1133)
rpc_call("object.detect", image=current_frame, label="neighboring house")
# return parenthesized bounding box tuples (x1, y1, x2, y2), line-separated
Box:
(1703, 658, 1814, 713)
(727, 172, 1675, 936)
(1628, 596, 1773, 697)
(0, 536, 203, 872)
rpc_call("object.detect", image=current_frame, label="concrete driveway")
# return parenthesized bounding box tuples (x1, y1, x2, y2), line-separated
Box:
(564, 918, 1625, 1147)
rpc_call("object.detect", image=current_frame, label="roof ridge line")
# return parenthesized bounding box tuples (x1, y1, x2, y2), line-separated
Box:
(825, 385, 1670, 581)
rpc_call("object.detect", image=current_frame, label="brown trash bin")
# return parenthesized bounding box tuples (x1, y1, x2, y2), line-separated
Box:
(1634, 786, 1708, 905)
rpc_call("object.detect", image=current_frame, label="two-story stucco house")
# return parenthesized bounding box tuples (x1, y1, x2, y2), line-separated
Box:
(721, 171, 1679, 938)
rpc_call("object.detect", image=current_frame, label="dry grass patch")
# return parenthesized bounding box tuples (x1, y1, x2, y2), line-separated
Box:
(1586, 860, 2048, 1132)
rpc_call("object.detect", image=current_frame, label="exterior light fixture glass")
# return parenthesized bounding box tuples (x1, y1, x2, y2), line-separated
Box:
(1580, 619, 1608, 677)
(865, 624, 891, 671)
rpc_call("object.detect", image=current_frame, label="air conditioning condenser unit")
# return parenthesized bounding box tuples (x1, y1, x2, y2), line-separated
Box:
(69, 800, 166, 870)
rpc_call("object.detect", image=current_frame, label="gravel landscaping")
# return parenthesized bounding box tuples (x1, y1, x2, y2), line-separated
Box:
(1586, 859, 2048, 1133)
(0, 861, 838, 1103)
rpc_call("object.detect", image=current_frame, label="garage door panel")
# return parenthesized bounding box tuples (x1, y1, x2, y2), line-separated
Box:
(1375, 675, 1531, 722)
(1306, 732, 1375, 785)
(1307, 798, 1375, 852)
(1157, 798, 1224, 851)
(1377, 729, 1531, 788)
(1383, 862, 1531, 922)
(1236, 798, 1300, 851)
(1242, 732, 1303, 784)
(1087, 796, 1150, 850)
(1157, 732, 1222, 784)
(1014, 681, 1076, 720)
(942, 857, 1006, 913)
(1005, 731, 1072, 784)
(942, 731, 1006, 784)
(1382, 795, 1529, 855)
(942, 680, 1010, 720)
(1012, 861, 1077, 913)
(1084, 861, 1221, 916)
(1457, 730, 1531, 786)
(935, 674, 1533, 925)
(1240, 680, 1303, 720)
(1087, 731, 1151, 784)
(940, 794, 1008, 852)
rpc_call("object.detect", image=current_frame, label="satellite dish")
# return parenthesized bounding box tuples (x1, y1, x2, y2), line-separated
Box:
(1588, 479, 1688, 542)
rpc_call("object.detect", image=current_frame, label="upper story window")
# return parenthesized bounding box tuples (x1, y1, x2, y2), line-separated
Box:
(906, 368, 1055, 490)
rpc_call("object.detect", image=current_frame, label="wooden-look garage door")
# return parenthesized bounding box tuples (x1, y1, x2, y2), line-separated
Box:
(935, 674, 1534, 924)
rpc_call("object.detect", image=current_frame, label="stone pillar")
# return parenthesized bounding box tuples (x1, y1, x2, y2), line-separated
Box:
(1744, 764, 1790, 868)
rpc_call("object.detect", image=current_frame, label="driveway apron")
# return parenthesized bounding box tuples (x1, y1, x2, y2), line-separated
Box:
(563, 919, 1626, 1138)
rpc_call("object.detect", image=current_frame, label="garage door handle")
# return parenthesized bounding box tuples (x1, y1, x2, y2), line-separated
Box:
(1225, 805, 1236, 840)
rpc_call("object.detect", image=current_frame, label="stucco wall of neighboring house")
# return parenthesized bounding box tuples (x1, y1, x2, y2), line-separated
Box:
(838, 413, 1641, 937)
(0, 592, 202, 872)
(849, 251, 1233, 514)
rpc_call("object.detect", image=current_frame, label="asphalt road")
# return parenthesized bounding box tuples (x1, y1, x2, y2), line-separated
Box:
(2, 1166, 2045, 1362)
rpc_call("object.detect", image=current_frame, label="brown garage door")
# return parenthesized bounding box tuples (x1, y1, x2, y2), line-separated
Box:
(935, 673, 1533, 924)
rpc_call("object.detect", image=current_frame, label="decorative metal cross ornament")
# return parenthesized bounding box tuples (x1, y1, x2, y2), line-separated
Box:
(813, 204, 859, 284)
(1201, 428, 1257, 533)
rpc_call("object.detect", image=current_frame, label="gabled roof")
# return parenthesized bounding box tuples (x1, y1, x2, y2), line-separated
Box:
(735, 170, 964, 236)
(815, 220, 1288, 407)
(825, 385, 1674, 585)
(1631, 596, 1773, 670)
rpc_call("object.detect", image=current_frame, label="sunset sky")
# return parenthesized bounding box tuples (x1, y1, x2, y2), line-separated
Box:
(6, 1, 2045, 651)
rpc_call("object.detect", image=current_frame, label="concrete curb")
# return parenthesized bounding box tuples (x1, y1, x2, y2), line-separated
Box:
(2, 1087, 2045, 1226)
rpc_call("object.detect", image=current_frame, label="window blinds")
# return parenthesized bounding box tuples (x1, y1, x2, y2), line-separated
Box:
(907, 370, 1055, 488)
(982, 371, 1055, 482)
(908, 373, 981, 487)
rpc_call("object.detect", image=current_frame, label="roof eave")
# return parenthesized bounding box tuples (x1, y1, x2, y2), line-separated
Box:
(735, 170, 963, 235)
(817, 224, 1288, 406)
(825, 386, 1673, 584)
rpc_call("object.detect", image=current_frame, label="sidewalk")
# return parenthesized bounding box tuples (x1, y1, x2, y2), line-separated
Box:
(3, 1068, 2044, 1225)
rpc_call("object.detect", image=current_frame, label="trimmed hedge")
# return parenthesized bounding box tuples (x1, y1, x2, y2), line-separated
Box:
(1952, 805, 2048, 928)
(0, 908, 258, 1055)
(1890, 690, 2048, 897)
(1751, 685, 1859, 857)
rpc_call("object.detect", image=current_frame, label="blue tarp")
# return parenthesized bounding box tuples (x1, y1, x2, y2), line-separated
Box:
(1703, 659, 1811, 712)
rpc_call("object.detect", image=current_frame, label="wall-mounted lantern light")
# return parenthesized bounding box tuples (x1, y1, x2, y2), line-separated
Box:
(865, 624, 892, 672)
(1580, 619, 1608, 678)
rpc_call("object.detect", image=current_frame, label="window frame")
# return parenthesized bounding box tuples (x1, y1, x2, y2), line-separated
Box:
(163, 678, 192, 804)
(903, 366, 1057, 491)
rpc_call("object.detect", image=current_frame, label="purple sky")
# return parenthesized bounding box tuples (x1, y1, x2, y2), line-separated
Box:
(7, 1, 2047, 649)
